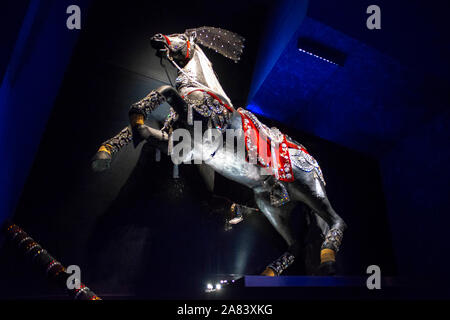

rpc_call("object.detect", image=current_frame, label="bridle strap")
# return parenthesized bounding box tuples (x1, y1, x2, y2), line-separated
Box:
(166, 50, 216, 94)
(162, 34, 171, 45)
(165, 46, 234, 110)
(185, 40, 190, 60)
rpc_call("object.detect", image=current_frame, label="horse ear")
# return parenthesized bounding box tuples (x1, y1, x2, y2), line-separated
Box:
(185, 30, 197, 42)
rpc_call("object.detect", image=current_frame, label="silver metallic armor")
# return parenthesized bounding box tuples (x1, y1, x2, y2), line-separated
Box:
(267, 252, 295, 275)
(322, 228, 344, 252)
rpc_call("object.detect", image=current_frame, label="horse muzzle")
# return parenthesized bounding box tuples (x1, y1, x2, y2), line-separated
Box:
(150, 34, 168, 50)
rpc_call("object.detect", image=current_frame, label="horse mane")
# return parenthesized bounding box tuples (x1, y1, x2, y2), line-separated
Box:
(186, 26, 245, 62)
(192, 44, 232, 105)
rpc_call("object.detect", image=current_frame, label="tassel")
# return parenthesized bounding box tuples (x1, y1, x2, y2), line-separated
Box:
(167, 130, 173, 155)
(173, 164, 179, 179)
(271, 141, 279, 180)
(207, 119, 212, 140)
(187, 105, 193, 125)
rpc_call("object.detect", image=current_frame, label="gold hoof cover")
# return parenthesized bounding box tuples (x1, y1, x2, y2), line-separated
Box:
(320, 248, 336, 264)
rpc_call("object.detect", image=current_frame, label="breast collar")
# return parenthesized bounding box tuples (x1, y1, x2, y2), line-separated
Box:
(182, 89, 234, 112)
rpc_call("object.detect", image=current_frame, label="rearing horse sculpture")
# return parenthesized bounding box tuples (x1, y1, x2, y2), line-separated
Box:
(92, 27, 347, 276)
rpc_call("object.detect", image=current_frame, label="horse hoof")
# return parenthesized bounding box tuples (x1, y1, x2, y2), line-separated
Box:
(91, 151, 112, 172)
(261, 267, 276, 277)
(317, 261, 337, 276)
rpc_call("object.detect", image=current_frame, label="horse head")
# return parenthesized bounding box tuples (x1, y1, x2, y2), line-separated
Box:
(151, 27, 245, 66)
(151, 31, 196, 66)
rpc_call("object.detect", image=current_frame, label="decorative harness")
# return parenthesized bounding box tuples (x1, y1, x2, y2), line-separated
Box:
(161, 33, 325, 187)
(164, 44, 234, 132)
(238, 108, 326, 185)
(239, 109, 297, 182)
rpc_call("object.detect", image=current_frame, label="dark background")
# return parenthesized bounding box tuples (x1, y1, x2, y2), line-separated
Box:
(1, 0, 448, 299)
(0, 0, 395, 299)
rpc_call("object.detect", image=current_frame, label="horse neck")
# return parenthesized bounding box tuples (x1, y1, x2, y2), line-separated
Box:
(181, 46, 232, 106)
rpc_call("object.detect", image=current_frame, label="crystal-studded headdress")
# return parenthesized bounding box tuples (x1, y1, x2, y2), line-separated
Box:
(185, 27, 245, 62)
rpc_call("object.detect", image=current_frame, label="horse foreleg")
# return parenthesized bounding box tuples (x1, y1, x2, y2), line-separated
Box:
(92, 125, 133, 172)
(129, 85, 187, 145)
(91, 123, 169, 172)
(92, 85, 184, 171)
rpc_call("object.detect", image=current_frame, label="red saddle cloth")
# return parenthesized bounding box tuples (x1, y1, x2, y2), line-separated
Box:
(238, 108, 308, 183)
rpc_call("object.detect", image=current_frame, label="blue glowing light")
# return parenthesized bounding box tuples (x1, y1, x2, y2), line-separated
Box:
(298, 48, 339, 65)
(246, 104, 265, 116)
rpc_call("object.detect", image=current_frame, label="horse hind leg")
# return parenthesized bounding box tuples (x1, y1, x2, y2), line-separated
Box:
(287, 174, 347, 275)
(253, 191, 300, 276)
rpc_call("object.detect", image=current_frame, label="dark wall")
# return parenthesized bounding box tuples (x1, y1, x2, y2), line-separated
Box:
(249, 0, 450, 283)
(0, 1, 30, 80)
(0, 0, 396, 298)
(0, 0, 89, 231)
(306, 1, 450, 279)
(380, 110, 450, 277)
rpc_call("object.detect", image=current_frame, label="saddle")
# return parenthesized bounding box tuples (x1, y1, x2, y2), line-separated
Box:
(238, 108, 325, 185)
